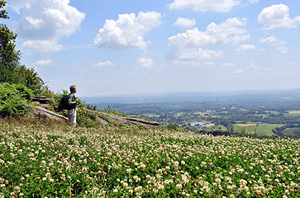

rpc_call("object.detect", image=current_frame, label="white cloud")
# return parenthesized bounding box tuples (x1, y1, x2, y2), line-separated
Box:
(21, 40, 67, 53)
(32, 59, 53, 66)
(234, 68, 245, 75)
(202, 61, 217, 68)
(93, 61, 114, 67)
(245, 62, 272, 73)
(10, 0, 85, 53)
(173, 17, 196, 29)
(260, 36, 288, 53)
(175, 48, 224, 60)
(258, 4, 300, 30)
(137, 57, 154, 68)
(222, 62, 235, 67)
(94, 11, 161, 50)
(168, 17, 249, 61)
(237, 44, 256, 52)
(245, 62, 260, 70)
(169, 0, 241, 12)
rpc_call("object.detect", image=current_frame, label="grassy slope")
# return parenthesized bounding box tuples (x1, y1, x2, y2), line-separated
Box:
(0, 119, 300, 197)
(233, 124, 284, 137)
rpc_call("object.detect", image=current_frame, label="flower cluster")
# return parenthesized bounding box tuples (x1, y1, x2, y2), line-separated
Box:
(0, 120, 300, 197)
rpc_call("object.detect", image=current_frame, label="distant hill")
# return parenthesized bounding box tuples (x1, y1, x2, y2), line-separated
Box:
(80, 89, 300, 109)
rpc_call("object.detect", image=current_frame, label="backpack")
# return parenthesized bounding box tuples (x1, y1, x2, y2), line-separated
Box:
(54, 94, 71, 112)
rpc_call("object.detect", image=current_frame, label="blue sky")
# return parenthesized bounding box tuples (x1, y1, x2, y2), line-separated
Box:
(3, 0, 300, 97)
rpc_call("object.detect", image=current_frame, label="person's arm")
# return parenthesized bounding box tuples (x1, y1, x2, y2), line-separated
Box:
(68, 94, 78, 105)
(68, 100, 78, 105)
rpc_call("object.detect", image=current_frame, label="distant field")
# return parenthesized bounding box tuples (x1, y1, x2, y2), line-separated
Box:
(288, 110, 300, 114)
(194, 112, 205, 115)
(253, 114, 266, 117)
(236, 123, 256, 127)
(233, 123, 284, 137)
(211, 125, 227, 131)
(143, 114, 159, 117)
(266, 111, 280, 114)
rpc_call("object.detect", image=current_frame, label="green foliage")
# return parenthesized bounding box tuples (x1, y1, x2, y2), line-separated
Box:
(37, 85, 55, 98)
(0, 0, 45, 93)
(0, 0, 9, 19)
(0, 64, 20, 84)
(14, 65, 45, 92)
(76, 108, 99, 128)
(0, 1, 20, 79)
(0, 83, 33, 117)
(167, 123, 179, 131)
(104, 105, 127, 117)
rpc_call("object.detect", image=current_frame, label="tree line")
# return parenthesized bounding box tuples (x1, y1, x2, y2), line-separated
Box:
(0, 0, 46, 93)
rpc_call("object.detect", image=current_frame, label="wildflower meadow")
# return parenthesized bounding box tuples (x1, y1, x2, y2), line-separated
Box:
(0, 119, 300, 197)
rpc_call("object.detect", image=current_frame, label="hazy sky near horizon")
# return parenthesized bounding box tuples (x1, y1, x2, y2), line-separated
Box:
(3, 0, 300, 96)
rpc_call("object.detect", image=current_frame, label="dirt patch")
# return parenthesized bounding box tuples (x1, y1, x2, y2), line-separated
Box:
(237, 124, 257, 127)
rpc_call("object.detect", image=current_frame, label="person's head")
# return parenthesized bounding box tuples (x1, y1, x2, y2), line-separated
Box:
(70, 85, 77, 93)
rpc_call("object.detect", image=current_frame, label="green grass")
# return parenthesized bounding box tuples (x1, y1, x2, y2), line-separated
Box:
(211, 125, 227, 131)
(253, 114, 266, 117)
(233, 124, 284, 137)
(265, 111, 280, 115)
(143, 114, 159, 117)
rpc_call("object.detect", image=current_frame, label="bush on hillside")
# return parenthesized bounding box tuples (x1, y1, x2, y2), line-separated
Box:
(14, 65, 45, 93)
(0, 83, 33, 117)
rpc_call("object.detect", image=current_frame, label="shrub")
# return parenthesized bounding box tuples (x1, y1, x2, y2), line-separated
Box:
(0, 83, 33, 117)
(167, 123, 179, 131)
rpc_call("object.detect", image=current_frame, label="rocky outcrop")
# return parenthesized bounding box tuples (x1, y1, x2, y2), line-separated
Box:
(29, 106, 160, 128)
(29, 106, 68, 122)
(85, 109, 160, 128)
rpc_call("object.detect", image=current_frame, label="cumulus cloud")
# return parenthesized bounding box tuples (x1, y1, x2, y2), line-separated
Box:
(168, 17, 249, 61)
(169, 0, 241, 12)
(32, 59, 53, 66)
(93, 61, 114, 67)
(173, 17, 196, 29)
(94, 11, 161, 50)
(137, 57, 154, 68)
(260, 36, 288, 53)
(237, 44, 256, 52)
(10, 0, 85, 53)
(21, 40, 67, 53)
(175, 48, 224, 60)
(258, 4, 300, 30)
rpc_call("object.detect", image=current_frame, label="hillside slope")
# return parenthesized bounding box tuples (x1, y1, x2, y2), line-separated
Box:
(0, 120, 299, 197)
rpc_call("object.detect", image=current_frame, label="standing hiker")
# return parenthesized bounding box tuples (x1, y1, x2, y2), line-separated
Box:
(68, 85, 78, 126)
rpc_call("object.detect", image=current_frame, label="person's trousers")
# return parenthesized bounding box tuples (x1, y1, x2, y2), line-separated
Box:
(68, 108, 76, 126)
